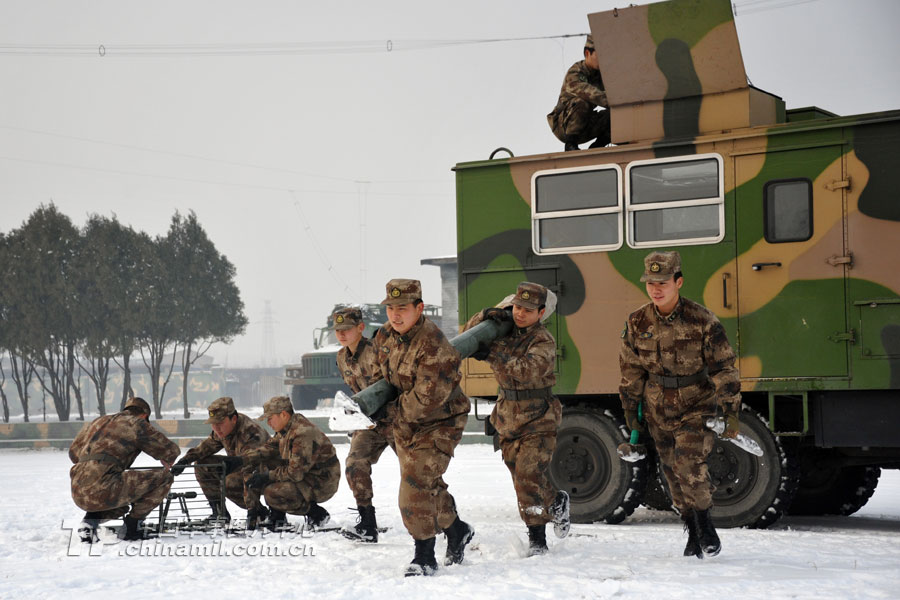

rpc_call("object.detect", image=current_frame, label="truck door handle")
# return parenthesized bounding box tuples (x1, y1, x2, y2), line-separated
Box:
(722, 272, 732, 309)
(751, 262, 782, 271)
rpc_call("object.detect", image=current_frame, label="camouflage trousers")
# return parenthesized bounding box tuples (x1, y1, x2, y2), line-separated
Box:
(194, 459, 261, 511)
(648, 416, 716, 513)
(345, 424, 396, 506)
(262, 457, 340, 516)
(549, 98, 611, 146)
(394, 412, 467, 540)
(70, 463, 174, 520)
(500, 431, 558, 526)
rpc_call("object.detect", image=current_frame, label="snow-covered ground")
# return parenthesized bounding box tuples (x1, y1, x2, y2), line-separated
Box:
(2, 445, 898, 599)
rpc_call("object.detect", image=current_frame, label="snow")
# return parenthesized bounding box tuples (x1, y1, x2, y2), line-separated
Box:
(2, 445, 899, 599)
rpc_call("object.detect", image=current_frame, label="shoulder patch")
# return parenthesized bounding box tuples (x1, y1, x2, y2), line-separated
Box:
(640, 332, 653, 339)
(620, 323, 627, 339)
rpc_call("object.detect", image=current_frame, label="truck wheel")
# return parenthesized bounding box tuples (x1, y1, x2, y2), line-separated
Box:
(708, 406, 799, 529)
(788, 449, 881, 516)
(641, 453, 675, 512)
(291, 385, 319, 411)
(549, 407, 648, 524)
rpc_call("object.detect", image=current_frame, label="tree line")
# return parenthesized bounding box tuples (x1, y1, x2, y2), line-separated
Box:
(0, 205, 247, 422)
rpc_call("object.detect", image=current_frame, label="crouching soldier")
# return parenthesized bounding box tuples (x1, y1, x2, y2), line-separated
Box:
(465, 282, 569, 557)
(333, 306, 396, 543)
(619, 251, 741, 558)
(243, 395, 340, 529)
(170, 397, 270, 528)
(69, 397, 180, 542)
(374, 278, 474, 576)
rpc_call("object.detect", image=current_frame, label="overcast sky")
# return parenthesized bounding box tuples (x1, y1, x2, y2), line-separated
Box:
(2, 0, 898, 368)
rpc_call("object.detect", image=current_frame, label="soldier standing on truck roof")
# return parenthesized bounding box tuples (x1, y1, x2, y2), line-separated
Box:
(242, 395, 340, 530)
(169, 396, 271, 529)
(372, 278, 474, 577)
(547, 34, 611, 152)
(464, 282, 571, 557)
(619, 251, 742, 559)
(69, 397, 180, 543)
(332, 306, 397, 543)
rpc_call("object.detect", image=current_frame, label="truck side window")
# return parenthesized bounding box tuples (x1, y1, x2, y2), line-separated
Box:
(530, 164, 623, 255)
(763, 178, 813, 243)
(625, 154, 724, 247)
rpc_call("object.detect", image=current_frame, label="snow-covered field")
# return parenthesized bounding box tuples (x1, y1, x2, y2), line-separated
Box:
(2, 445, 899, 600)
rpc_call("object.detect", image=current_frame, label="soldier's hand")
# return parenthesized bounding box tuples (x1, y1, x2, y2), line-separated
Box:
(247, 471, 270, 490)
(222, 455, 243, 475)
(624, 409, 644, 433)
(483, 307, 513, 323)
(723, 410, 740, 439)
(170, 458, 192, 476)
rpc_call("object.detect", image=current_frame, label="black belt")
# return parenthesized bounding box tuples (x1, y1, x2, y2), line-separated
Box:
(500, 387, 553, 401)
(80, 452, 124, 469)
(648, 368, 708, 389)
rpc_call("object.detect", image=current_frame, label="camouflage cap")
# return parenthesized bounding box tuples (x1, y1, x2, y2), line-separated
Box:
(332, 307, 363, 331)
(258, 395, 293, 420)
(381, 278, 422, 305)
(641, 250, 682, 283)
(585, 34, 595, 51)
(124, 397, 151, 416)
(204, 396, 236, 424)
(511, 281, 548, 310)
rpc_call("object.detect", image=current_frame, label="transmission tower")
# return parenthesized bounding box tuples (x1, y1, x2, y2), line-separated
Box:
(260, 300, 277, 367)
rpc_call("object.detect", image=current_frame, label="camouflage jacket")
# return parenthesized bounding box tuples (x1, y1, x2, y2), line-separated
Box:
(373, 316, 470, 427)
(553, 60, 608, 111)
(246, 413, 338, 486)
(69, 412, 180, 470)
(336, 337, 383, 394)
(465, 311, 560, 439)
(181, 413, 269, 464)
(337, 337, 396, 432)
(619, 297, 741, 426)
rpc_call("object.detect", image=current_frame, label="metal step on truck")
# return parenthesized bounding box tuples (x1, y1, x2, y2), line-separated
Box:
(455, 0, 900, 528)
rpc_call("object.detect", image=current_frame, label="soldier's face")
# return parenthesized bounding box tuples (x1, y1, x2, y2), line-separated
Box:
(645, 276, 683, 314)
(267, 410, 291, 432)
(335, 322, 365, 347)
(386, 302, 424, 335)
(584, 47, 599, 70)
(512, 305, 544, 328)
(211, 415, 237, 438)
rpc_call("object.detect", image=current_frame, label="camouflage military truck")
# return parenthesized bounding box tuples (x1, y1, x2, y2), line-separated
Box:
(456, 0, 900, 529)
(284, 303, 441, 410)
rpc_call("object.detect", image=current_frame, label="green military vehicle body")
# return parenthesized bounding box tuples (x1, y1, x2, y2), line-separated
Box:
(455, 0, 900, 528)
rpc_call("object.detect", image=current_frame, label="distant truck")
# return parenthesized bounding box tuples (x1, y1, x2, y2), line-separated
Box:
(455, 0, 900, 529)
(285, 303, 441, 410)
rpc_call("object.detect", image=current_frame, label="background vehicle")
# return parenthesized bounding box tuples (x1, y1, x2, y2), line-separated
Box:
(455, 0, 900, 528)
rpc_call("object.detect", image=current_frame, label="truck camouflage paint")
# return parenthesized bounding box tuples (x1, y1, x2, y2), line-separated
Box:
(456, 0, 900, 528)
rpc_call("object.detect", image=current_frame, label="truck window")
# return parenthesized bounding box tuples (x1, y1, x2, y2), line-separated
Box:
(763, 178, 813, 243)
(530, 164, 623, 255)
(625, 154, 724, 247)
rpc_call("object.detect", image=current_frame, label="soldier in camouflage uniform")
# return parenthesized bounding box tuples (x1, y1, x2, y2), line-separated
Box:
(465, 282, 570, 557)
(619, 251, 742, 558)
(68, 397, 180, 542)
(547, 34, 610, 151)
(170, 397, 270, 528)
(373, 278, 473, 577)
(333, 306, 396, 543)
(243, 396, 340, 529)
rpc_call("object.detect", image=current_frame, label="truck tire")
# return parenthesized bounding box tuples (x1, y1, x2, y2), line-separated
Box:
(291, 385, 319, 411)
(788, 449, 881, 516)
(548, 407, 648, 524)
(641, 453, 675, 512)
(708, 406, 799, 529)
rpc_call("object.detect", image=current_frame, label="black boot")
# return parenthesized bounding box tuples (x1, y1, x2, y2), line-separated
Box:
(78, 512, 101, 544)
(405, 537, 438, 577)
(681, 510, 702, 559)
(693, 508, 721, 557)
(261, 508, 288, 532)
(564, 142, 580, 152)
(342, 505, 378, 543)
(246, 505, 269, 531)
(443, 516, 475, 566)
(549, 490, 571, 538)
(205, 501, 231, 525)
(526, 524, 548, 557)
(305, 502, 331, 529)
(121, 516, 149, 541)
